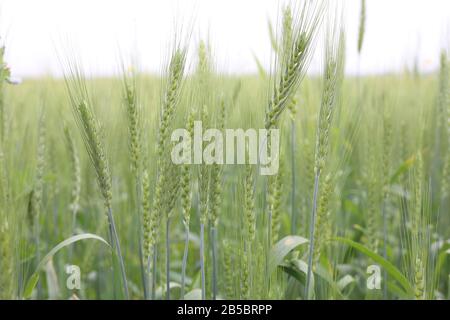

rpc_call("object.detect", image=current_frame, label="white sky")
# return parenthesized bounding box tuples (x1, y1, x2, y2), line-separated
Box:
(0, 0, 449, 78)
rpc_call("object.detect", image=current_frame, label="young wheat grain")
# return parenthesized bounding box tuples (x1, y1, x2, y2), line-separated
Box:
(265, 1, 326, 129)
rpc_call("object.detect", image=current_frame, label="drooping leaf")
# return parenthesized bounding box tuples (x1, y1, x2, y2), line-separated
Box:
(337, 274, 355, 291)
(334, 237, 414, 297)
(36, 233, 109, 271)
(280, 259, 347, 299)
(23, 273, 39, 299)
(279, 258, 314, 299)
(269, 235, 308, 274)
(432, 241, 450, 280)
(23, 233, 109, 299)
(314, 264, 345, 299)
(388, 282, 410, 299)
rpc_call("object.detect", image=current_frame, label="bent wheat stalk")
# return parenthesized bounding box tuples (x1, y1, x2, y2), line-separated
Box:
(64, 64, 129, 299)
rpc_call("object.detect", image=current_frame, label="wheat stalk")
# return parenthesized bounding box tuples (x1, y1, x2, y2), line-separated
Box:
(64, 61, 129, 298)
(400, 149, 433, 300)
(195, 39, 213, 300)
(305, 22, 345, 299)
(147, 45, 187, 299)
(208, 98, 226, 300)
(198, 103, 210, 300)
(121, 68, 148, 298)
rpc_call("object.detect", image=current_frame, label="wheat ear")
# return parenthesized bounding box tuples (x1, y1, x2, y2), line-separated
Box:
(265, 1, 326, 129)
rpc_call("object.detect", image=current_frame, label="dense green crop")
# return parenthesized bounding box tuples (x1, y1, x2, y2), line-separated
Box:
(0, 1, 449, 300)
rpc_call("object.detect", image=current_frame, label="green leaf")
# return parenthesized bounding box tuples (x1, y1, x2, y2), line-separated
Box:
(314, 264, 345, 299)
(23, 273, 39, 299)
(279, 259, 347, 299)
(334, 237, 414, 297)
(433, 241, 450, 279)
(388, 282, 410, 299)
(337, 275, 355, 291)
(279, 259, 315, 298)
(36, 233, 109, 271)
(23, 233, 109, 299)
(269, 235, 308, 274)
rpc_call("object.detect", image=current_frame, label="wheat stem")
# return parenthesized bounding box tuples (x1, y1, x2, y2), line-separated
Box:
(305, 170, 320, 299)
(211, 226, 218, 300)
(200, 223, 206, 300)
(166, 215, 171, 300)
(107, 207, 129, 299)
(181, 223, 189, 299)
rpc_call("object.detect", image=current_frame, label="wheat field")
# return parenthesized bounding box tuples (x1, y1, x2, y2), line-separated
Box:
(0, 1, 449, 300)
